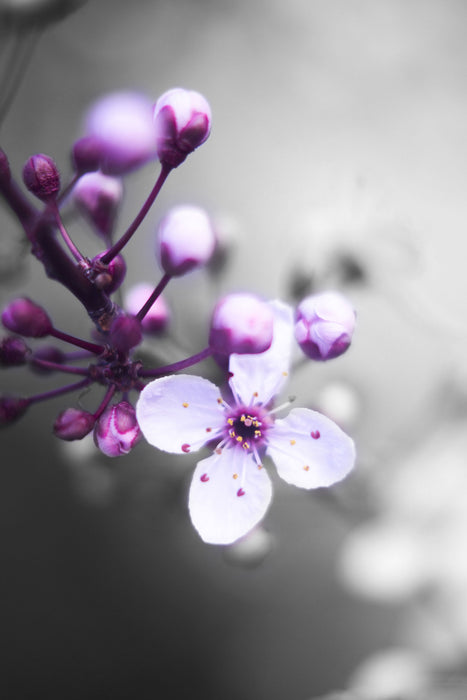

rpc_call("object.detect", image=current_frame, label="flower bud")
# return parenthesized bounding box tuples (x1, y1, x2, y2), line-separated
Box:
(94, 401, 141, 457)
(124, 283, 170, 334)
(0, 396, 29, 426)
(30, 345, 66, 374)
(0, 336, 30, 366)
(71, 136, 103, 174)
(209, 293, 274, 355)
(153, 88, 211, 167)
(92, 253, 126, 294)
(22, 153, 60, 202)
(84, 92, 158, 175)
(53, 407, 95, 441)
(109, 313, 142, 353)
(73, 171, 123, 238)
(2, 297, 52, 338)
(157, 205, 216, 277)
(294, 291, 356, 361)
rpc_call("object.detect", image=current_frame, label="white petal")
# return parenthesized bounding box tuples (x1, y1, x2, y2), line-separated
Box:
(136, 374, 225, 454)
(229, 300, 294, 405)
(267, 407, 355, 488)
(188, 447, 273, 545)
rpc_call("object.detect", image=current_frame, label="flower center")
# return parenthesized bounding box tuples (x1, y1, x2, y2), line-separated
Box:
(225, 406, 269, 451)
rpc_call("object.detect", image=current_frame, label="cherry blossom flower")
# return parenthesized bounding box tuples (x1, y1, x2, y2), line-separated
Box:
(136, 301, 356, 545)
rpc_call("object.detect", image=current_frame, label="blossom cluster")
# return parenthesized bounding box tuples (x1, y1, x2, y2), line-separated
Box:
(0, 85, 357, 544)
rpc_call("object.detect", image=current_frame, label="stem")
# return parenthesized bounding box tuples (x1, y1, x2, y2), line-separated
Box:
(51, 203, 85, 263)
(0, 166, 37, 232)
(93, 384, 116, 420)
(135, 272, 172, 321)
(139, 346, 214, 377)
(49, 328, 105, 355)
(100, 163, 172, 264)
(28, 377, 93, 405)
(30, 358, 91, 376)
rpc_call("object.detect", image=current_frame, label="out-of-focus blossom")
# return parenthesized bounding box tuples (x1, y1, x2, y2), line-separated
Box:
(137, 301, 355, 544)
(157, 204, 216, 277)
(124, 283, 170, 334)
(0, 336, 29, 366)
(347, 647, 432, 700)
(153, 87, 211, 167)
(209, 293, 274, 356)
(73, 171, 123, 239)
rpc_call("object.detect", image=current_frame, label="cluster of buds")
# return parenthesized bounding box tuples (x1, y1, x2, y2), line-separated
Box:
(0, 86, 356, 461)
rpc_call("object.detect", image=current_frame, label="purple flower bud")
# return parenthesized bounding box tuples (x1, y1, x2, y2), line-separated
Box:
(209, 293, 274, 355)
(22, 153, 60, 202)
(92, 253, 127, 294)
(157, 205, 216, 277)
(2, 297, 52, 338)
(94, 401, 141, 457)
(84, 92, 158, 175)
(153, 88, 211, 167)
(109, 313, 142, 353)
(53, 407, 95, 441)
(31, 345, 66, 374)
(0, 336, 30, 366)
(295, 291, 356, 361)
(71, 136, 103, 174)
(0, 396, 29, 426)
(124, 283, 170, 334)
(73, 171, 123, 238)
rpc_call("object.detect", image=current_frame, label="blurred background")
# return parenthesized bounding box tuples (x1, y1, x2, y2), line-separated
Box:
(1, 0, 467, 698)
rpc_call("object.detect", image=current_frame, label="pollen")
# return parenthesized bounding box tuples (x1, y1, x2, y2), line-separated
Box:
(217, 398, 223, 404)
(282, 371, 288, 377)
(242, 441, 250, 449)
(236, 435, 243, 443)
(233, 473, 239, 479)
(257, 464, 263, 470)
(227, 418, 234, 425)
(182, 402, 189, 408)
(290, 439, 296, 445)
(303, 465, 310, 471)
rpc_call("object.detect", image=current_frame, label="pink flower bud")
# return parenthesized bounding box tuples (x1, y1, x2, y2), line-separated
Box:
(209, 293, 274, 355)
(109, 313, 142, 353)
(0, 336, 30, 366)
(71, 136, 103, 174)
(22, 153, 60, 202)
(92, 253, 127, 294)
(157, 204, 216, 277)
(94, 401, 141, 457)
(53, 407, 95, 441)
(294, 291, 356, 361)
(84, 92, 158, 175)
(153, 88, 211, 167)
(73, 172, 123, 238)
(2, 297, 52, 337)
(0, 396, 29, 426)
(124, 283, 170, 334)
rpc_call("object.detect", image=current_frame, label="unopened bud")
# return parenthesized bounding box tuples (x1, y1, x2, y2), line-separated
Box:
(73, 171, 123, 238)
(209, 293, 274, 355)
(94, 400, 141, 457)
(124, 283, 170, 334)
(153, 87, 211, 167)
(157, 204, 216, 277)
(109, 313, 142, 353)
(91, 253, 126, 293)
(295, 291, 356, 361)
(31, 345, 66, 373)
(71, 136, 103, 174)
(2, 297, 52, 338)
(22, 153, 60, 202)
(84, 92, 158, 175)
(0, 336, 30, 366)
(53, 407, 95, 440)
(0, 396, 29, 426)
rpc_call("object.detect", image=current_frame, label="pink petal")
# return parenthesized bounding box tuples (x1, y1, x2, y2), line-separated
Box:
(136, 375, 225, 454)
(229, 300, 294, 406)
(188, 447, 273, 544)
(266, 407, 356, 488)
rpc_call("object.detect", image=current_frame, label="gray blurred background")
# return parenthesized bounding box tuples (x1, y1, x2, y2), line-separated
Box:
(1, 1, 467, 698)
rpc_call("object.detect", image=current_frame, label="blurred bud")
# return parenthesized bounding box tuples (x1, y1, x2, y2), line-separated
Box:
(84, 92, 158, 175)
(0, 336, 30, 366)
(53, 407, 95, 441)
(0, 149, 11, 184)
(124, 283, 170, 334)
(294, 291, 356, 361)
(91, 252, 126, 293)
(94, 400, 141, 457)
(223, 526, 275, 568)
(22, 154, 60, 203)
(153, 87, 211, 167)
(0, 396, 29, 426)
(30, 345, 66, 373)
(0, 0, 87, 27)
(73, 171, 123, 238)
(157, 204, 216, 276)
(71, 136, 103, 174)
(2, 297, 52, 337)
(109, 313, 142, 353)
(348, 648, 431, 700)
(209, 293, 274, 355)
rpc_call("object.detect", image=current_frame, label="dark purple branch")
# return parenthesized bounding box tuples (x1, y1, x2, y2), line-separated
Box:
(135, 272, 172, 321)
(139, 346, 213, 377)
